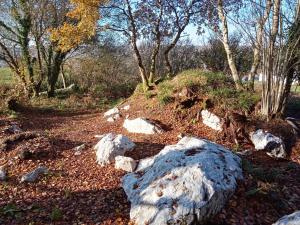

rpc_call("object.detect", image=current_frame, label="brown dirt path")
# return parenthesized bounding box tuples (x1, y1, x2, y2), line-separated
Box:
(0, 102, 300, 225)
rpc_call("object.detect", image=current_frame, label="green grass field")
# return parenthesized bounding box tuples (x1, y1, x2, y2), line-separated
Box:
(0, 67, 14, 85)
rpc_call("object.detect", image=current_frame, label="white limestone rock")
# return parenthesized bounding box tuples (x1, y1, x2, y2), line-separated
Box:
(122, 105, 130, 111)
(107, 113, 121, 122)
(115, 156, 137, 172)
(201, 110, 223, 131)
(0, 166, 7, 181)
(107, 117, 115, 123)
(21, 166, 48, 183)
(250, 129, 287, 158)
(95, 134, 106, 140)
(123, 118, 164, 135)
(73, 144, 86, 156)
(94, 133, 135, 166)
(103, 107, 120, 118)
(273, 211, 300, 225)
(123, 136, 243, 225)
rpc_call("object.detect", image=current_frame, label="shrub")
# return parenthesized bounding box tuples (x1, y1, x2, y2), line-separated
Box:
(1, 203, 22, 219)
(50, 207, 63, 221)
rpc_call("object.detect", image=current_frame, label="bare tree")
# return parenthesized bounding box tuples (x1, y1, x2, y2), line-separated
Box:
(261, 0, 300, 118)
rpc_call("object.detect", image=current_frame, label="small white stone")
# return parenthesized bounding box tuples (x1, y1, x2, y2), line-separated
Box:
(123, 118, 164, 135)
(95, 133, 135, 166)
(122, 105, 130, 111)
(74, 144, 86, 152)
(103, 107, 120, 118)
(250, 129, 286, 158)
(21, 166, 48, 183)
(107, 117, 115, 123)
(201, 110, 223, 131)
(74, 144, 86, 155)
(0, 166, 7, 181)
(115, 156, 137, 172)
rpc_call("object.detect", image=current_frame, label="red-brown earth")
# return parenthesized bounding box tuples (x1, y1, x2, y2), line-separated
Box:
(0, 95, 299, 225)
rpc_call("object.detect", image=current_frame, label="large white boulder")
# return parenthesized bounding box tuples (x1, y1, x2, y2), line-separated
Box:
(21, 166, 48, 183)
(94, 133, 136, 166)
(115, 156, 137, 172)
(103, 107, 120, 118)
(201, 110, 223, 131)
(123, 118, 164, 135)
(273, 211, 300, 225)
(250, 129, 287, 158)
(122, 137, 243, 225)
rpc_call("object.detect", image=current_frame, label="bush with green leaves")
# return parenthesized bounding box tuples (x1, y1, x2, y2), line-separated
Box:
(50, 206, 63, 221)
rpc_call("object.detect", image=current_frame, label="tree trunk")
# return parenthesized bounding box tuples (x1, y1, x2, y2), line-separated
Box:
(47, 52, 65, 97)
(149, 0, 163, 83)
(61, 64, 67, 89)
(217, 0, 243, 90)
(126, 0, 149, 90)
(164, 27, 186, 78)
(261, 0, 281, 119)
(248, 0, 272, 91)
(149, 45, 160, 83)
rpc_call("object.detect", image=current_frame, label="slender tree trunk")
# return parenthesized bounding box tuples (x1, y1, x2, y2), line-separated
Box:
(149, 44, 160, 83)
(164, 28, 186, 78)
(61, 64, 67, 89)
(126, 0, 149, 90)
(248, 0, 272, 91)
(217, 0, 243, 90)
(149, 0, 163, 84)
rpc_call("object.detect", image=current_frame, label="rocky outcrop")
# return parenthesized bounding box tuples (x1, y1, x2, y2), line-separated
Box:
(122, 137, 242, 225)
(123, 118, 164, 135)
(115, 156, 137, 172)
(21, 166, 48, 183)
(201, 110, 223, 131)
(273, 211, 300, 225)
(94, 133, 135, 166)
(250, 129, 287, 158)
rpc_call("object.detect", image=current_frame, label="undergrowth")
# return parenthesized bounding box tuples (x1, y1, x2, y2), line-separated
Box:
(152, 69, 261, 111)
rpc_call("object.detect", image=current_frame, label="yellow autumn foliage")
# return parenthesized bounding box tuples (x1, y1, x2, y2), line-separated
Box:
(50, 0, 106, 52)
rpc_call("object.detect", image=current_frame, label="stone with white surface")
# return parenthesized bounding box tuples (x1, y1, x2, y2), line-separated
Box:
(122, 105, 130, 111)
(115, 156, 137, 172)
(21, 166, 48, 183)
(273, 211, 300, 225)
(201, 110, 223, 131)
(122, 137, 242, 225)
(250, 129, 287, 158)
(107, 113, 121, 122)
(0, 166, 7, 181)
(73, 144, 86, 156)
(103, 107, 120, 118)
(123, 118, 164, 135)
(94, 133, 135, 166)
